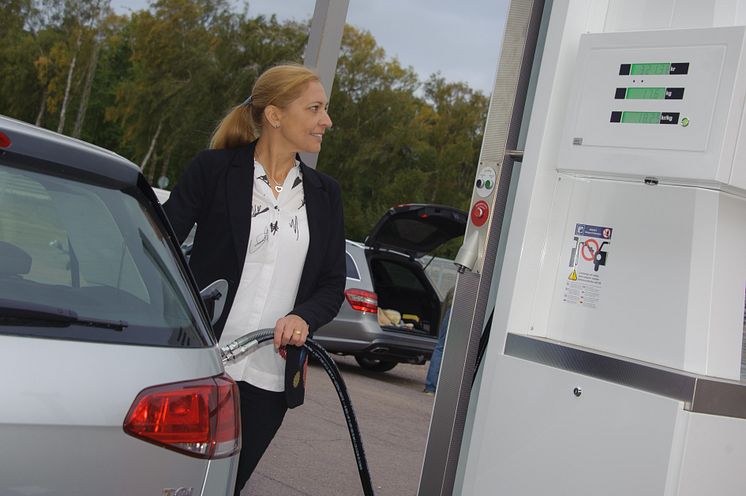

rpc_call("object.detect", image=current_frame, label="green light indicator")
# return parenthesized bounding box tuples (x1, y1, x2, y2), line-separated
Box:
(621, 111, 661, 124)
(625, 87, 666, 100)
(485, 180, 493, 189)
(681, 117, 690, 127)
(630, 63, 670, 75)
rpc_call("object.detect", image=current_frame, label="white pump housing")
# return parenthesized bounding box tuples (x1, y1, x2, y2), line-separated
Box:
(453, 2, 746, 496)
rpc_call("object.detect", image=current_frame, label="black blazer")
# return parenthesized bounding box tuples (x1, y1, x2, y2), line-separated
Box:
(163, 140, 346, 407)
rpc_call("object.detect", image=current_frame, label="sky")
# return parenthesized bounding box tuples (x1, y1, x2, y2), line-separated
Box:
(111, 0, 511, 95)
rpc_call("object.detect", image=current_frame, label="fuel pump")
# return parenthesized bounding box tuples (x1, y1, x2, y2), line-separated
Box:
(425, 1, 746, 495)
(418, 2, 546, 495)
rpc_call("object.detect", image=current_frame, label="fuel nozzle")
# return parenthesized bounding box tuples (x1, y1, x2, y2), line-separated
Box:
(220, 328, 274, 364)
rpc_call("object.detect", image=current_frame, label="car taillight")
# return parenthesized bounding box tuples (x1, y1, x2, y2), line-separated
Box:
(345, 289, 378, 313)
(123, 374, 240, 459)
(0, 131, 11, 148)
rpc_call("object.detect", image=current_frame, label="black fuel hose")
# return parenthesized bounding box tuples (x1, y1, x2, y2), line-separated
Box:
(221, 329, 375, 496)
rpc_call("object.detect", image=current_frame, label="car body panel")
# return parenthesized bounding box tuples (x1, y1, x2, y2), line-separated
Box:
(0, 335, 227, 495)
(202, 458, 241, 496)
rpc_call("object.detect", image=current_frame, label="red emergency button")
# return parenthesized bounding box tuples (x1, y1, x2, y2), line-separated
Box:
(471, 200, 489, 227)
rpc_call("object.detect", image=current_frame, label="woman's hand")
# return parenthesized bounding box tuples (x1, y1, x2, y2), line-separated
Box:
(274, 314, 309, 350)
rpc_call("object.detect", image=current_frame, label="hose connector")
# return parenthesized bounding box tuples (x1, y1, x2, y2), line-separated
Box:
(219, 328, 275, 365)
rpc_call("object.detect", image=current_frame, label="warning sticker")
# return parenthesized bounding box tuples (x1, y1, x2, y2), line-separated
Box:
(563, 223, 612, 309)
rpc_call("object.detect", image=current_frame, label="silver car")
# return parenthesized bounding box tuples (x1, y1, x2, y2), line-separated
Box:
(0, 116, 240, 496)
(314, 204, 466, 372)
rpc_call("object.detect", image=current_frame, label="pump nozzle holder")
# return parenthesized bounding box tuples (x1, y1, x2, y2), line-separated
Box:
(454, 231, 480, 273)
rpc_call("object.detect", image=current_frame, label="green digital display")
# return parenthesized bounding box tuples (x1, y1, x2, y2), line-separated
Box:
(626, 87, 666, 99)
(621, 111, 661, 124)
(630, 63, 670, 75)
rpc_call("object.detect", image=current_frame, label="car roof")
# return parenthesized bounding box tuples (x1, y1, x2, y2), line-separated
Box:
(0, 115, 140, 185)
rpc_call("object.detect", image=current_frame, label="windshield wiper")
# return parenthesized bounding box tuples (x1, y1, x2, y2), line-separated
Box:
(0, 298, 128, 331)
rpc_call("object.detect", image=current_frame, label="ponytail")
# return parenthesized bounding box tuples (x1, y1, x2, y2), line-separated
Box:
(209, 63, 320, 150)
(209, 104, 255, 150)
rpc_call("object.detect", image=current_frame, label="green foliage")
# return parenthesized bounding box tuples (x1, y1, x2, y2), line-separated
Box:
(319, 27, 487, 255)
(0, 0, 488, 258)
(0, 0, 40, 119)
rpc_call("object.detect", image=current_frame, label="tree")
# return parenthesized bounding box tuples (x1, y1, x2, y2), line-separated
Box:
(107, 0, 233, 179)
(72, 0, 112, 138)
(0, 0, 113, 131)
(0, 3, 488, 257)
(318, 26, 426, 241)
(317, 26, 488, 252)
(69, 12, 133, 153)
(0, 0, 41, 122)
(421, 74, 489, 207)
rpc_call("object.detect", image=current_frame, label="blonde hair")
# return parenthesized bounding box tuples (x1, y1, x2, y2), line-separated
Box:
(210, 63, 321, 149)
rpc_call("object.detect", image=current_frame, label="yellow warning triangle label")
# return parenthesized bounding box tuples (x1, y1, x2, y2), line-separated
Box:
(568, 269, 577, 281)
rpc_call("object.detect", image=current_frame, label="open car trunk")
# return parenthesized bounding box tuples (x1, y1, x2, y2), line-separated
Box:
(366, 251, 442, 337)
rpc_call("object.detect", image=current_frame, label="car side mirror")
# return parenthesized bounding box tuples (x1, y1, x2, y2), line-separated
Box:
(200, 279, 229, 326)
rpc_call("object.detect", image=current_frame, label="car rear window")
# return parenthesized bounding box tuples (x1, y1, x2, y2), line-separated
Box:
(0, 162, 210, 347)
(373, 259, 428, 292)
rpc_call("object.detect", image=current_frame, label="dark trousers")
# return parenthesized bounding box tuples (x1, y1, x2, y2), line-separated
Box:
(233, 381, 288, 496)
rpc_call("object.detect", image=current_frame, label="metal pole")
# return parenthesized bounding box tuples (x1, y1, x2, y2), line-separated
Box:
(417, 1, 546, 494)
(302, 0, 349, 169)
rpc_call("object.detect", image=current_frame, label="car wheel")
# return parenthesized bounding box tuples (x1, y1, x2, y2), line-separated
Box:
(354, 356, 398, 372)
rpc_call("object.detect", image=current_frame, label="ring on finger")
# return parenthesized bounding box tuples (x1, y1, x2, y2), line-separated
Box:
(293, 330, 302, 335)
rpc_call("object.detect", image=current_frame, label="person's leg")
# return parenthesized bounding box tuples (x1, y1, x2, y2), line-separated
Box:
(424, 341, 443, 393)
(233, 381, 287, 496)
(425, 306, 451, 393)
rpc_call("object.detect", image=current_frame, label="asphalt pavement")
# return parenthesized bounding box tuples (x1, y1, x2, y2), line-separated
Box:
(242, 355, 435, 496)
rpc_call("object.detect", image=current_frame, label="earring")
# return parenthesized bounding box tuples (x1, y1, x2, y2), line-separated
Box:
(274, 123, 280, 129)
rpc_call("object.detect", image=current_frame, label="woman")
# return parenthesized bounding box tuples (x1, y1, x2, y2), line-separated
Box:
(163, 63, 346, 495)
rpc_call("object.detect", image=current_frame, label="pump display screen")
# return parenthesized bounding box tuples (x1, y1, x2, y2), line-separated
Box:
(619, 62, 689, 75)
(631, 63, 669, 75)
(621, 111, 660, 124)
(626, 87, 666, 99)
(569, 32, 727, 159)
(610, 111, 681, 125)
(610, 60, 689, 126)
(614, 87, 685, 100)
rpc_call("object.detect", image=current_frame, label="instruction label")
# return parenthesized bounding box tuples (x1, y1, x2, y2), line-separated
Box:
(563, 223, 612, 309)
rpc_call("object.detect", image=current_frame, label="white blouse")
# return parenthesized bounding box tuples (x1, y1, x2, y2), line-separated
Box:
(219, 160, 309, 391)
